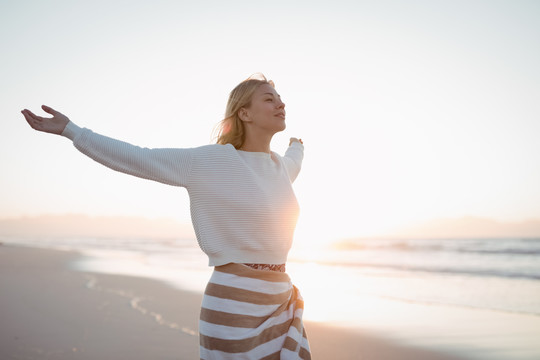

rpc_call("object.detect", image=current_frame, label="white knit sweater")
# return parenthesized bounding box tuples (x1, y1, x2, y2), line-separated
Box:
(62, 121, 304, 266)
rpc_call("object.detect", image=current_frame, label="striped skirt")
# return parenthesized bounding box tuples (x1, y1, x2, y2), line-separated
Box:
(199, 263, 311, 359)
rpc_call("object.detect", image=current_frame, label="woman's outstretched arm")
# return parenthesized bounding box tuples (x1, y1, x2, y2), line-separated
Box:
(21, 105, 193, 187)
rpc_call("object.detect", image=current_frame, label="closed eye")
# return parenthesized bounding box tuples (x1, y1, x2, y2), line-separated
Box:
(263, 92, 280, 102)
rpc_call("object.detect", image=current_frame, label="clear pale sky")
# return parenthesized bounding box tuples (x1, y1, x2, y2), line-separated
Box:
(1, 0, 539, 243)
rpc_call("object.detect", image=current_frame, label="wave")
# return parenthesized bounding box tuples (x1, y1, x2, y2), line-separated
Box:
(292, 258, 540, 281)
(456, 248, 540, 255)
(332, 238, 540, 255)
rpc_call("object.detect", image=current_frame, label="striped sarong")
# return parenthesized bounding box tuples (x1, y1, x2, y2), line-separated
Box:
(199, 263, 311, 359)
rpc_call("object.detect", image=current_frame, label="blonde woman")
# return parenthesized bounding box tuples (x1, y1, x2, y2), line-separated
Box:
(21, 74, 311, 359)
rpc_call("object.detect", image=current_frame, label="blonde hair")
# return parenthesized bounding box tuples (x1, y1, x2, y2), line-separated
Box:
(215, 74, 275, 149)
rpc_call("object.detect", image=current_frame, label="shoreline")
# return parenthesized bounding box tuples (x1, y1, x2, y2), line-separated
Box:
(1, 244, 469, 360)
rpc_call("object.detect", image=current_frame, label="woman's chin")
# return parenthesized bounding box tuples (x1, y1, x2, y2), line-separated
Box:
(276, 124, 286, 133)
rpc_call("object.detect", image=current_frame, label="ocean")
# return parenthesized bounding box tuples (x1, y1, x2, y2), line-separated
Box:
(3, 235, 540, 360)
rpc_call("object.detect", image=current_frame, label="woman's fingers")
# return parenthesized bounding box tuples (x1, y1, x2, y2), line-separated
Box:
(21, 110, 32, 124)
(23, 109, 42, 120)
(21, 109, 38, 123)
(41, 104, 58, 116)
(21, 110, 42, 130)
(21, 109, 49, 132)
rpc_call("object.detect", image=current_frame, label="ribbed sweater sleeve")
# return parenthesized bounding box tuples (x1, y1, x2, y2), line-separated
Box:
(61, 121, 193, 187)
(283, 141, 304, 182)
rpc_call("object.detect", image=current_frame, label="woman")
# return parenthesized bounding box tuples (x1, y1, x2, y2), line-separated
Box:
(21, 74, 311, 359)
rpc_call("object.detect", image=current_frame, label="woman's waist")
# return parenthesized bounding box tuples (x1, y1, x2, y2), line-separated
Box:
(211, 262, 292, 284)
(241, 263, 286, 272)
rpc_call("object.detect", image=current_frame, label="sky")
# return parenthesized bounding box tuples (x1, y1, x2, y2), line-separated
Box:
(1, 0, 539, 244)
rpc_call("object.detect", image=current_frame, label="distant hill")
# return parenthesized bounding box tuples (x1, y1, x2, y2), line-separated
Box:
(0, 214, 195, 239)
(388, 216, 540, 239)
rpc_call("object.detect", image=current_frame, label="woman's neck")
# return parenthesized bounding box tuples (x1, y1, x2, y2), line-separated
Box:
(240, 132, 273, 154)
(239, 141, 271, 154)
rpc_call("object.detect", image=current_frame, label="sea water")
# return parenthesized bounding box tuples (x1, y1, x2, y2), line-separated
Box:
(3, 235, 540, 359)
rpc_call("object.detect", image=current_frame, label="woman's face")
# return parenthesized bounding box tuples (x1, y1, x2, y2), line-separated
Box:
(241, 84, 286, 135)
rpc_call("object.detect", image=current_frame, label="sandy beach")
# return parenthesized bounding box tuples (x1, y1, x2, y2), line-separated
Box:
(0, 244, 469, 360)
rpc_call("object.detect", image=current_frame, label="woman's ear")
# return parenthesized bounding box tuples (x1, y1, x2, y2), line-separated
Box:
(239, 107, 251, 123)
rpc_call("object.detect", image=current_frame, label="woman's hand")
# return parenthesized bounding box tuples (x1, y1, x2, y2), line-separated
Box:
(289, 137, 303, 146)
(21, 105, 70, 135)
